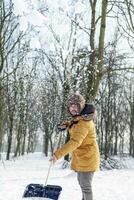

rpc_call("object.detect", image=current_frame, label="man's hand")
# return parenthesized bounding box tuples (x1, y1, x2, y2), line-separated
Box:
(57, 123, 67, 131)
(57, 120, 70, 131)
(57, 124, 67, 130)
(49, 155, 57, 164)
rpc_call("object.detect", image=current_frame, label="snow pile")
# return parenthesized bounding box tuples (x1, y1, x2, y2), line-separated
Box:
(0, 153, 134, 200)
(100, 155, 134, 170)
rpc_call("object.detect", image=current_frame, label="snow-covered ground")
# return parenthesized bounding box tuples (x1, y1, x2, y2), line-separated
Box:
(0, 153, 134, 200)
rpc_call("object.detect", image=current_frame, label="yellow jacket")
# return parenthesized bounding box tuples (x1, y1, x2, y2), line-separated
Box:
(54, 117, 100, 172)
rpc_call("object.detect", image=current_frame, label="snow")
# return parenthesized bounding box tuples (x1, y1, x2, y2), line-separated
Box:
(26, 11, 45, 26)
(30, 38, 41, 49)
(74, 2, 86, 14)
(19, 16, 28, 31)
(13, 0, 48, 31)
(13, 0, 29, 16)
(0, 153, 134, 200)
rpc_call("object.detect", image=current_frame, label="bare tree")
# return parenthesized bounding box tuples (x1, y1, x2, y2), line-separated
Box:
(0, 0, 23, 159)
(128, 78, 134, 157)
(116, 0, 134, 50)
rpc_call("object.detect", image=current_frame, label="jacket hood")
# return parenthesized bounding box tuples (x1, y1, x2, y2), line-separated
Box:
(70, 103, 95, 123)
(58, 103, 96, 131)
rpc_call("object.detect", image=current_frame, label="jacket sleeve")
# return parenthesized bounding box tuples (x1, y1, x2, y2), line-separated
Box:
(54, 121, 88, 160)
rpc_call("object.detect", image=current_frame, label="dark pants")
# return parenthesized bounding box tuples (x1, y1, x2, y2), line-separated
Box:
(77, 172, 94, 200)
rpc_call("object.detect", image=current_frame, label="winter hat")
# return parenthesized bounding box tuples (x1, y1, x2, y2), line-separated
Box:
(67, 92, 86, 114)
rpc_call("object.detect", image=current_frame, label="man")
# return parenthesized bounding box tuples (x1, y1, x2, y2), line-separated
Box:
(50, 92, 100, 200)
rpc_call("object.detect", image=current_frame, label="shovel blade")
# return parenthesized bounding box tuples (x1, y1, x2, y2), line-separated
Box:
(23, 184, 62, 200)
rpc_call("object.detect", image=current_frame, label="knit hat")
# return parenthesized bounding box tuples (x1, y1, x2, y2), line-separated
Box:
(67, 92, 85, 115)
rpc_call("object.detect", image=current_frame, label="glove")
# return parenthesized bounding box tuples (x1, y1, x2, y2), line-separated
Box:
(49, 155, 57, 164)
(57, 120, 70, 131)
(57, 123, 67, 131)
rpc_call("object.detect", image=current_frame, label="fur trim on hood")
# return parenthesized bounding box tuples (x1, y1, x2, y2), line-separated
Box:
(81, 103, 95, 120)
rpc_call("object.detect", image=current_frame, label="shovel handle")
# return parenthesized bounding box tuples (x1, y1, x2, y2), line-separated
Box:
(45, 161, 53, 186)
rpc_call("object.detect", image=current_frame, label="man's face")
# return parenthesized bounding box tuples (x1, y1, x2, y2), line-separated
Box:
(69, 104, 80, 116)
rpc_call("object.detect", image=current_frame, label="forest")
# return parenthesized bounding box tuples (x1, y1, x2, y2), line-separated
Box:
(0, 0, 134, 166)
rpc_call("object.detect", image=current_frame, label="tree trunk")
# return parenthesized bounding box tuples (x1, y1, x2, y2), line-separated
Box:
(0, 83, 4, 159)
(6, 113, 14, 160)
(14, 132, 21, 157)
(86, 0, 97, 101)
(21, 131, 26, 156)
(64, 131, 70, 161)
(114, 127, 118, 155)
(86, 0, 108, 102)
(43, 132, 49, 157)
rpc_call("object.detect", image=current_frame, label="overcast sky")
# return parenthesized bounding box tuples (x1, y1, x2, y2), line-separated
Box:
(12, 0, 133, 66)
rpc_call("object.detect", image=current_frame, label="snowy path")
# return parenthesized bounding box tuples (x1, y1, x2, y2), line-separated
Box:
(0, 153, 134, 200)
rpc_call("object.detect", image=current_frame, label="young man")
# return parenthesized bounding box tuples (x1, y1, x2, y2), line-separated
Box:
(50, 93, 100, 200)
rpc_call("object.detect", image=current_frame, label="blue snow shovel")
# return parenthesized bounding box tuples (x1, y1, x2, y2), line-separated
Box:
(23, 161, 62, 200)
